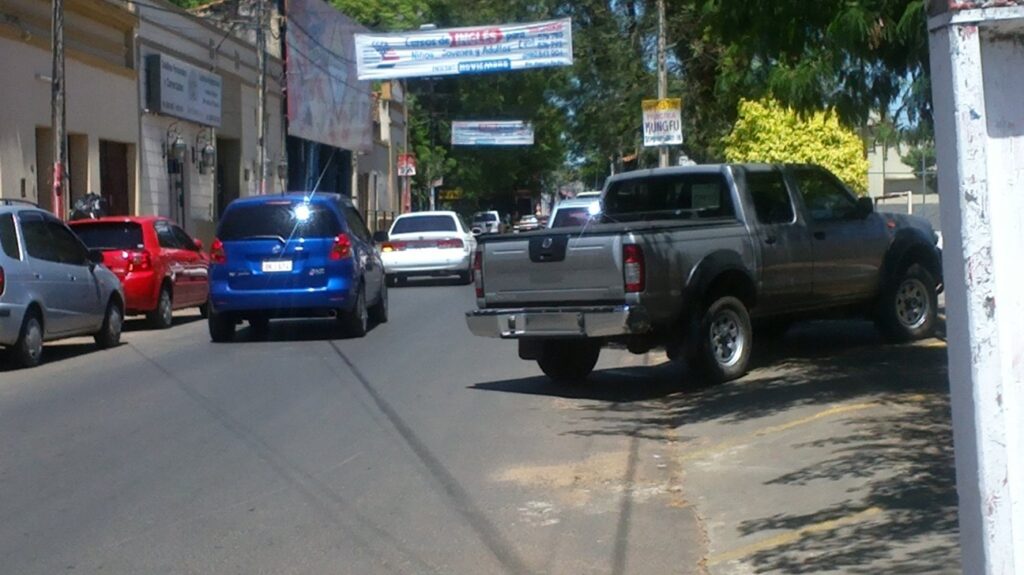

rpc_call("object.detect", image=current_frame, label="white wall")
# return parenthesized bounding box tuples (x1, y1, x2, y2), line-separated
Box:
(0, 36, 138, 204)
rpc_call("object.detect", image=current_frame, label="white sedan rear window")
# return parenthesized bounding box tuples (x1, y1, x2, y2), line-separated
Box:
(392, 215, 457, 234)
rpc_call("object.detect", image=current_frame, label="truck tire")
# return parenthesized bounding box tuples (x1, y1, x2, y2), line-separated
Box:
(877, 264, 938, 342)
(536, 340, 601, 383)
(690, 296, 753, 384)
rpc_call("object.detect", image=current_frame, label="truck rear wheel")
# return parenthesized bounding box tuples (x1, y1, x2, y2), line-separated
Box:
(537, 340, 601, 383)
(690, 296, 753, 384)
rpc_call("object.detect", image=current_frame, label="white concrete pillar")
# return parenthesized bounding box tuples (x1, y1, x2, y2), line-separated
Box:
(927, 5, 1024, 574)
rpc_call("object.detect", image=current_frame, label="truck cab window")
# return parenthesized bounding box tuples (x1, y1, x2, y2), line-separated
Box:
(747, 171, 795, 224)
(793, 168, 859, 222)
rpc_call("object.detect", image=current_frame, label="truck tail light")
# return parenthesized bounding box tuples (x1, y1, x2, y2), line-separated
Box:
(210, 238, 226, 264)
(473, 248, 484, 298)
(330, 233, 352, 260)
(623, 244, 645, 293)
(124, 250, 152, 272)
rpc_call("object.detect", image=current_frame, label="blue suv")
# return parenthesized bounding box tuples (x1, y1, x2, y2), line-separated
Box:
(207, 193, 387, 341)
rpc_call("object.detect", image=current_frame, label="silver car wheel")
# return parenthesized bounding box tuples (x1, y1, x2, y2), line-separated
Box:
(895, 278, 930, 329)
(24, 317, 43, 363)
(709, 308, 745, 367)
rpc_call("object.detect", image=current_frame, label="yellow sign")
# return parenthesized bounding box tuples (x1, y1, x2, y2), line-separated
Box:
(438, 188, 463, 201)
(641, 98, 682, 112)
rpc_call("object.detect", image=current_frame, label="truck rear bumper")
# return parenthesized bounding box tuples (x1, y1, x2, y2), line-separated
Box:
(466, 305, 651, 339)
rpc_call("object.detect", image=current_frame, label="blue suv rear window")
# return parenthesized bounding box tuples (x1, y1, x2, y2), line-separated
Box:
(0, 214, 20, 259)
(218, 202, 341, 241)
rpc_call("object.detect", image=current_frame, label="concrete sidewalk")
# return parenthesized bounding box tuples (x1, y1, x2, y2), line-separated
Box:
(658, 320, 959, 574)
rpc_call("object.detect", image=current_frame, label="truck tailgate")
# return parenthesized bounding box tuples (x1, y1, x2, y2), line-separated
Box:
(481, 232, 625, 305)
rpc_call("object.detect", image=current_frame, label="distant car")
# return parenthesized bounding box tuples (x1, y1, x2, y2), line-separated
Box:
(548, 198, 600, 229)
(515, 215, 541, 232)
(471, 211, 502, 235)
(379, 211, 476, 285)
(70, 216, 209, 329)
(207, 193, 387, 342)
(0, 201, 124, 368)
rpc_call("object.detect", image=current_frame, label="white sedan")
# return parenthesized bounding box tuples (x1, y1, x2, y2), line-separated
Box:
(379, 211, 477, 285)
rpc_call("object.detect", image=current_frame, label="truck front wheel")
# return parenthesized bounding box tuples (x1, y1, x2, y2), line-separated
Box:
(690, 296, 753, 384)
(877, 264, 938, 342)
(537, 340, 601, 383)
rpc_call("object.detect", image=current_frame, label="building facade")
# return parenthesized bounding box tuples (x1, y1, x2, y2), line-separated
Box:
(135, 0, 284, 242)
(0, 0, 139, 215)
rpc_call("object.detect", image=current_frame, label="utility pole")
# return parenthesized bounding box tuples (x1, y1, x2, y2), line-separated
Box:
(255, 0, 267, 194)
(656, 0, 668, 168)
(50, 0, 67, 218)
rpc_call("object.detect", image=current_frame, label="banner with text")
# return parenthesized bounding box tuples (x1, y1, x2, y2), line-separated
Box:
(451, 121, 535, 146)
(354, 19, 573, 80)
(286, 0, 373, 151)
(642, 98, 683, 146)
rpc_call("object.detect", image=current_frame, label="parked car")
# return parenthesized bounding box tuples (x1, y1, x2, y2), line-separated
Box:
(514, 215, 541, 233)
(0, 201, 125, 368)
(548, 197, 600, 228)
(207, 193, 387, 342)
(378, 211, 476, 285)
(575, 190, 602, 199)
(467, 164, 943, 384)
(70, 216, 209, 329)
(471, 210, 503, 235)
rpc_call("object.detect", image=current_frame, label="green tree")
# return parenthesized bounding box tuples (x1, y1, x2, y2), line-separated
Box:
(723, 98, 869, 194)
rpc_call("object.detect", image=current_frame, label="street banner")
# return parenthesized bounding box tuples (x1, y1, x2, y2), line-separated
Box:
(451, 120, 535, 146)
(642, 98, 683, 146)
(286, 0, 373, 151)
(397, 153, 417, 176)
(354, 19, 573, 80)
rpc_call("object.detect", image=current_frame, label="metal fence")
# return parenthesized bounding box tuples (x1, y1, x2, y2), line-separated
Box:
(365, 210, 398, 233)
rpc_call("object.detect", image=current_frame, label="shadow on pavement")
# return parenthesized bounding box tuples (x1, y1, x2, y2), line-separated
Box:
(392, 277, 469, 288)
(0, 342, 101, 372)
(470, 318, 957, 573)
(123, 314, 204, 333)
(227, 318, 385, 342)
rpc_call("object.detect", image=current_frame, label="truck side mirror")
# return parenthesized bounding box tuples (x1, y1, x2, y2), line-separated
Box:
(857, 197, 874, 218)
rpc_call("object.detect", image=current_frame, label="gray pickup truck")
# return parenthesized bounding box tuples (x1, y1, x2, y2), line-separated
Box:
(465, 164, 942, 383)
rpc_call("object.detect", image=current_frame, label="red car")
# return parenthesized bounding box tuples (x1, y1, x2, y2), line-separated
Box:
(70, 217, 210, 328)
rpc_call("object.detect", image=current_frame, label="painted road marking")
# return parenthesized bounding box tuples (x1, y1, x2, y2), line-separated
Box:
(708, 506, 884, 566)
(680, 402, 879, 461)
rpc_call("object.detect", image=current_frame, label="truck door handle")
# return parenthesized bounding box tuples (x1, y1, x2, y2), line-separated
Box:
(68, 274, 77, 281)
(813, 231, 826, 240)
(764, 236, 777, 245)
(34, 272, 43, 279)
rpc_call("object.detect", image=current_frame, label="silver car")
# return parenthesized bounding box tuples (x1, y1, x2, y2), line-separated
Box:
(0, 201, 125, 368)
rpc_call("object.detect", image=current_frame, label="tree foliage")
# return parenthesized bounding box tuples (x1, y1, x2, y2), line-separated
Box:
(723, 98, 869, 195)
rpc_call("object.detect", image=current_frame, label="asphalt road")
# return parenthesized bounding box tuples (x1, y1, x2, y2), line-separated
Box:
(0, 281, 707, 575)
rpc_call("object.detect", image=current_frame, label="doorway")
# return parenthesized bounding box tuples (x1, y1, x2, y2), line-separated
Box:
(99, 140, 130, 215)
(215, 137, 240, 220)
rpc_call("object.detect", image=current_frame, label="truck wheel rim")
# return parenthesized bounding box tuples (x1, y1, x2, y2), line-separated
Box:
(710, 309, 745, 367)
(896, 278, 929, 329)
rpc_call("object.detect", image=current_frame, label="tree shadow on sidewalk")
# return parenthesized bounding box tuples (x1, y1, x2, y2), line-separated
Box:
(471, 318, 957, 573)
